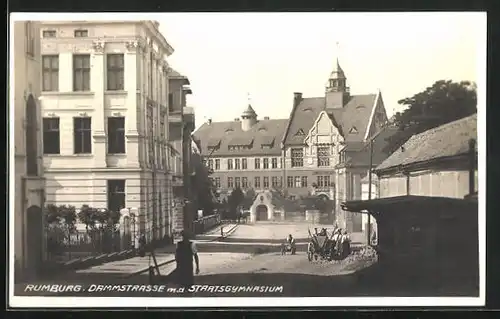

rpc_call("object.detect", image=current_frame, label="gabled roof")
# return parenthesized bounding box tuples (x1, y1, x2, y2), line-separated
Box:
(282, 94, 377, 145)
(375, 114, 477, 172)
(193, 118, 288, 156)
(343, 125, 400, 167)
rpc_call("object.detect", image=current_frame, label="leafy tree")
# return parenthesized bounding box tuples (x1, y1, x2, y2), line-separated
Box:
(384, 80, 477, 154)
(191, 152, 217, 218)
(228, 187, 244, 219)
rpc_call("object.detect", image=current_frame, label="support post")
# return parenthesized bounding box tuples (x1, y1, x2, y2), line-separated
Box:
(367, 138, 374, 245)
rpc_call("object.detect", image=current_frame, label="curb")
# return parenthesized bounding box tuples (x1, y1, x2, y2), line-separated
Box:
(124, 258, 176, 278)
(219, 224, 239, 239)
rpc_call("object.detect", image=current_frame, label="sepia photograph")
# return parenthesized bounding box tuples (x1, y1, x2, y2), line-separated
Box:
(8, 12, 485, 308)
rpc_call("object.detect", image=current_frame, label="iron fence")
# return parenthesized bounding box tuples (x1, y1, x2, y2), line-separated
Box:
(45, 224, 121, 262)
(193, 214, 221, 235)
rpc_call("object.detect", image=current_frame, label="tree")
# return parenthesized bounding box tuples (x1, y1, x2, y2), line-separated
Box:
(384, 80, 477, 155)
(228, 187, 244, 219)
(191, 152, 217, 218)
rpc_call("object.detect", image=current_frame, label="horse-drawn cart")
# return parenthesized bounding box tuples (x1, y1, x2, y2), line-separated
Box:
(307, 228, 336, 261)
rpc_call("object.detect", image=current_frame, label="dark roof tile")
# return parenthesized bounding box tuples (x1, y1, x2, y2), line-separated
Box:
(375, 114, 477, 171)
(283, 94, 377, 145)
(193, 118, 288, 156)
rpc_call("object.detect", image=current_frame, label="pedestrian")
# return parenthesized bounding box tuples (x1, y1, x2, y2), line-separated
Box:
(341, 230, 351, 258)
(173, 230, 200, 296)
(138, 234, 146, 257)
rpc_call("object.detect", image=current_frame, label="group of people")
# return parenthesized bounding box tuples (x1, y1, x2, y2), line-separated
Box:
(331, 227, 351, 259)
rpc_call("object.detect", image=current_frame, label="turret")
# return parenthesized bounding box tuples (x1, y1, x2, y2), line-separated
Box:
(241, 104, 257, 131)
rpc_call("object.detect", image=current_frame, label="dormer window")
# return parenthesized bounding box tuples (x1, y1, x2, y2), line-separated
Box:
(302, 108, 312, 112)
(295, 129, 305, 136)
(258, 127, 267, 132)
(225, 128, 234, 133)
(349, 127, 358, 134)
(356, 104, 365, 109)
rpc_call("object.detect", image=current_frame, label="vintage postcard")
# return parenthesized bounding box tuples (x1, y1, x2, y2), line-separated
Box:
(8, 12, 486, 308)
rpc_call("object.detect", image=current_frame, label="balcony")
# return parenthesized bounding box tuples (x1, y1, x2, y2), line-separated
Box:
(168, 109, 182, 123)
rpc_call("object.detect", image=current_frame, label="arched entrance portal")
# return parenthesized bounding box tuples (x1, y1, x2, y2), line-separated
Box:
(256, 205, 268, 221)
(317, 194, 329, 201)
(26, 205, 43, 276)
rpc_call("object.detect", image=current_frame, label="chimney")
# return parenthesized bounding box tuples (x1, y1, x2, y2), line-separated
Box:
(264, 116, 270, 120)
(469, 138, 476, 195)
(293, 92, 303, 108)
(207, 118, 212, 125)
(234, 118, 240, 121)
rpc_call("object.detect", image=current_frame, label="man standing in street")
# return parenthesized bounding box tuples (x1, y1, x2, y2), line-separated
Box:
(174, 230, 200, 295)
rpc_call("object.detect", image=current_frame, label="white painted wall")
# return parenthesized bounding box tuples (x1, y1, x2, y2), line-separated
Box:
(40, 21, 175, 242)
(13, 21, 45, 278)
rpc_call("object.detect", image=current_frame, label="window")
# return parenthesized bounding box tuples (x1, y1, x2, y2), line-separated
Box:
(25, 95, 38, 175)
(42, 55, 59, 91)
(149, 52, 154, 97)
(107, 180, 126, 213)
(42, 30, 56, 38)
(301, 176, 308, 187)
(168, 93, 174, 112)
(25, 22, 35, 56)
(263, 158, 269, 169)
(227, 159, 233, 170)
(271, 176, 278, 188)
(214, 177, 221, 188)
(287, 176, 294, 188)
(215, 159, 220, 170)
(107, 54, 124, 91)
(242, 158, 247, 169)
(254, 177, 261, 188)
(291, 148, 304, 167)
(74, 29, 88, 37)
(147, 107, 154, 163)
(73, 55, 91, 91)
(339, 151, 345, 163)
(317, 146, 330, 167)
(254, 158, 260, 169)
(295, 129, 305, 136)
(279, 177, 283, 187)
(289, 195, 296, 200)
(263, 177, 269, 188)
(235, 158, 241, 170)
(317, 176, 331, 188)
(294, 176, 301, 188)
(43, 117, 60, 154)
(271, 157, 278, 169)
(242, 177, 248, 188)
(107, 117, 125, 154)
(227, 177, 234, 188)
(208, 159, 214, 170)
(73, 117, 92, 154)
(235, 177, 241, 188)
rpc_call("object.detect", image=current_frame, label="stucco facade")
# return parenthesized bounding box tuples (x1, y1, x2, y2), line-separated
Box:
(378, 169, 478, 199)
(12, 21, 46, 280)
(168, 69, 195, 232)
(40, 21, 176, 243)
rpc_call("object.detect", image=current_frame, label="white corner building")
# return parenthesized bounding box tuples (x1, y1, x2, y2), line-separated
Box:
(39, 20, 176, 243)
(12, 20, 46, 280)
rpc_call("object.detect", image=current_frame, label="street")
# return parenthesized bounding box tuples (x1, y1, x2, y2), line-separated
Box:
(14, 222, 478, 298)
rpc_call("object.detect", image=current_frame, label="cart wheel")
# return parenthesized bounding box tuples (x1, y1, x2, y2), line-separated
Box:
(307, 251, 313, 261)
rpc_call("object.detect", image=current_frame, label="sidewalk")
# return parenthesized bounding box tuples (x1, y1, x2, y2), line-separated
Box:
(75, 252, 175, 277)
(195, 223, 239, 241)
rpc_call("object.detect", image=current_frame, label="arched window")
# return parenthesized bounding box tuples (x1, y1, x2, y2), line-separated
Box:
(26, 94, 38, 176)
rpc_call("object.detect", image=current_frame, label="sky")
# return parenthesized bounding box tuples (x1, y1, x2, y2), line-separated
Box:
(156, 12, 485, 129)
